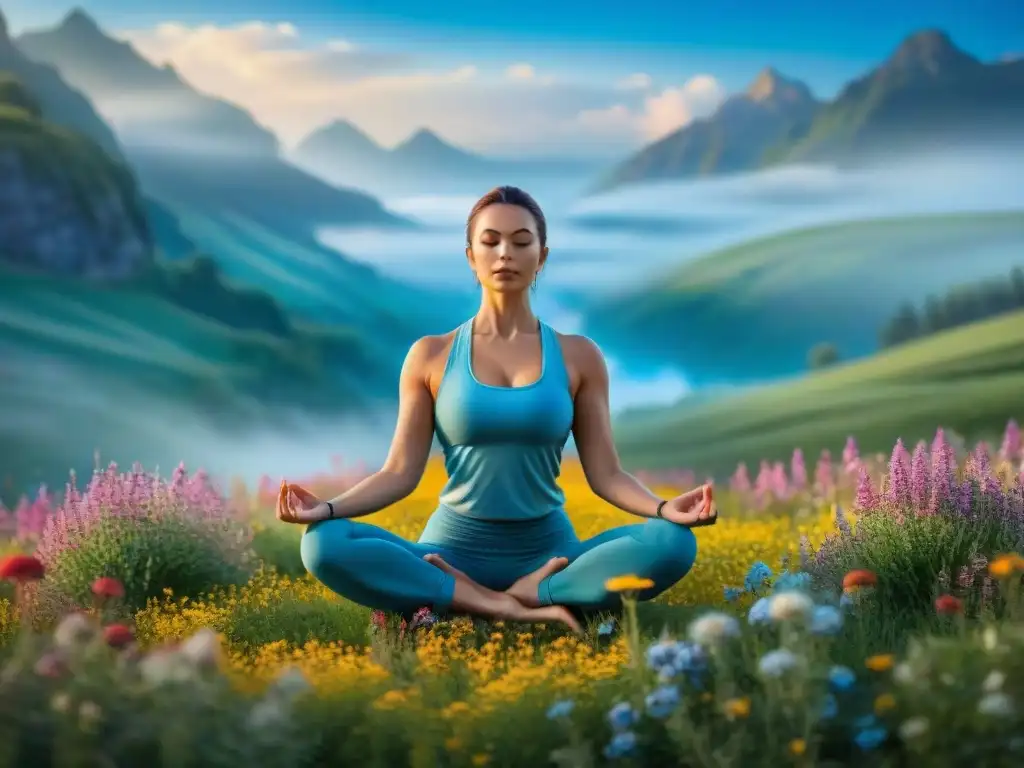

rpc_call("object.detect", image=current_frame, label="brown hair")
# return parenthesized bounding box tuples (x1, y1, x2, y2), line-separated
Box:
(465, 186, 548, 248)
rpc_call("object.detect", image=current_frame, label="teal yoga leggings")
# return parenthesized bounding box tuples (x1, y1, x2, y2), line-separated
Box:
(300, 505, 697, 615)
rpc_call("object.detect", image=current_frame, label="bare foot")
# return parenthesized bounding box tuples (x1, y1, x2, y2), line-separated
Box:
(505, 557, 569, 608)
(423, 554, 582, 634)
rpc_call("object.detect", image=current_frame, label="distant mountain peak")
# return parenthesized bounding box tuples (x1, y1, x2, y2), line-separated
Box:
(57, 7, 104, 37)
(0, 8, 8, 42)
(399, 127, 447, 150)
(745, 67, 814, 104)
(882, 29, 979, 76)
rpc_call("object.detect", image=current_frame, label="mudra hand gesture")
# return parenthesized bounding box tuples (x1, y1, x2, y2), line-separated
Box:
(660, 484, 718, 527)
(276, 481, 325, 524)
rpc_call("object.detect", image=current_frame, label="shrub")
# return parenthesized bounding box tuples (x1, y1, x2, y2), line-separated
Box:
(250, 523, 306, 577)
(808, 342, 840, 370)
(34, 462, 253, 618)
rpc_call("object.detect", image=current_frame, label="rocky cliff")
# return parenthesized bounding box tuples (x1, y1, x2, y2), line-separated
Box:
(0, 71, 152, 279)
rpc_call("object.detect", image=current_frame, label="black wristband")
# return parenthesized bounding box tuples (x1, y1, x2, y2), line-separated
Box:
(326, 501, 335, 518)
(656, 500, 667, 518)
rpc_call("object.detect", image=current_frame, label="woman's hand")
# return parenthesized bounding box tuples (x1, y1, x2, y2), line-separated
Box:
(276, 481, 328, 524)
(660, 484, 718, 527)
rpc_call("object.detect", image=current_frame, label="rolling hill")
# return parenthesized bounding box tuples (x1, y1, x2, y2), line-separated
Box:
(582, 211, 1024, 384)
(612, 309, 1024, 476)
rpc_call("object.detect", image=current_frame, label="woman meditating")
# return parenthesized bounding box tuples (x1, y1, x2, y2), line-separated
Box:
(277, 186, 717, 633)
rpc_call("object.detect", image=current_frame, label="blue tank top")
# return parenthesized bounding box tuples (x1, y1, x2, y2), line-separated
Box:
(433, 319, 575, 521)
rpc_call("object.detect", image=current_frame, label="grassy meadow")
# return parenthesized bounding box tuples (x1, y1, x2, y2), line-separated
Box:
(1, 431, 1023, 767)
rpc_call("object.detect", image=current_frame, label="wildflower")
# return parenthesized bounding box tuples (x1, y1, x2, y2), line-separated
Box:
(178, 628, 222, 671)
(723, 697, 751, 719)
(139, 646, 193, 686)
(547, 700, 575, 720)
(688, 612, 740, 647)
(773, 570, 812, 593)
(607, 702, 638, 731)
(53, 612, 97, 651)
(865, 654, 894, 672)
(839, 592, 856, 611)
(854, 724, 888, 751)
(933, 594, 963, 615)
(605, 575, 654, 593)
(892, 663, 916, 685)
(248, 698, 288, 729)
(978, 692, 1013, 717)
(886, 438, 911, 507)
(744, 561, 773, 592)
(898, 716, 929, 740)
(471, 755, 491, 767)
(91, 577, 125, 600)
(768, 591, 813, 622)
(34, 651, 66, 678)
(854, 465, 877, 510)
(828, 665, 856, 692)
(748, 597, 771, 625)
(723, 586, 744, 602)
(78, 701, 102, 731)
(788, 738, 807, 757)
(809, 605, 843, 636)
(597, 619, 616, 636)
(909, 441, 930, 510)
(269, 666, 311, 701)
(983, 670, 1005, 692)
(645, 684, 680, 719)
(842, 570, 877, 591)
(603, 730, 637, 760)
(758, 649, 801, 678)
(51, 692, 71, 714)
(445, 737, 462, 752)
(874, 693, 896, 714)
(989, 554, 1024, 579)
(0, 554, 45, 581)
(102, 624, 134, 649)
(819, 693, 838, 720)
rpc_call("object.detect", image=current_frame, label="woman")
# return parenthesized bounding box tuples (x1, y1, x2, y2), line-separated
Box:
(277, 186, 717, 633)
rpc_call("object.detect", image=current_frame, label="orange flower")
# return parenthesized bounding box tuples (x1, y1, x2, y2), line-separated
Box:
(842, 569, 877, 591)
(91, 577, 125, 600)
(989, 554, 1024, 579)
(934, 594, 963, 615)
(865, 654, 895, 672)
(102, 624, 135, 649)
(0, 554, 45, 582)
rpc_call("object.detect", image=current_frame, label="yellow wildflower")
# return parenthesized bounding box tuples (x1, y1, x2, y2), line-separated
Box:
(471, 755, 491, 767)
(788, 738, 806, 757)
(989, 554, 1024, 579)
(874, 693, 896, 714)
(723, 697, 751, 719)
(865, 654, 895, 672)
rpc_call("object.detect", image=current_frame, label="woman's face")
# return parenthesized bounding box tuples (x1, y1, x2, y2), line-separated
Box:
(466, 203, 547, 293)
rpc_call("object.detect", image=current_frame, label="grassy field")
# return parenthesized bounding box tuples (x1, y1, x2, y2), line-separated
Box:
(613, 309, 1024, 475)
(583, 211, 1024, 383)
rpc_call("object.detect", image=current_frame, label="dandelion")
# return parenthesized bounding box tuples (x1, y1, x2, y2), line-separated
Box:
(644, 685, 680, 719)
(933, 594, 963, 615)
(688, 612, 740, 647)
(898, 716, 929, 740)
(546, 700, 575, 720)
(788, 738, 807, 757)
(874, 693, 896, 714)
(0, 554, 45, 581)
(892, 663, 916, 685)
(758, 649, 801, 678)
(723, 697, 751, 719)
(865, 654, 895, 672)
(603, 730, 638, 760)
(842, 569, 878, 591)
(809, 605, 844, 636)
(605, 575, 655, 593)
(828, 665, 856, 692)
(768, 591, 814, 622)
(607, 702, 639, 731)
(102, 624, 134, 649)
(978, 692, 1014, 717)
(989, 554, 1024, 579)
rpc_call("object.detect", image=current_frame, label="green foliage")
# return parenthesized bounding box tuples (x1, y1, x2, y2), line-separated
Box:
(881, 265, 1024, 349)
(0, 73, 41, 117)
(43, 516, 253, 616)
(808, 342, 840, 370)
(250, 525, 306, 578)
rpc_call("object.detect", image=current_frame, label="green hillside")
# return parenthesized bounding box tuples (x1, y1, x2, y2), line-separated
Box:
(583, 211, 1024, 383)
(612, 310, 1024, 475)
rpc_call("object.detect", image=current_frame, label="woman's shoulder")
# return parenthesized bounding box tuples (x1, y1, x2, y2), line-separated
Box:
(551, 330, 607, 372)
(404, 328, 461, 374)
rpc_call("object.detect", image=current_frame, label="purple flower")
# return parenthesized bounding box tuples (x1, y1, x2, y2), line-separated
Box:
(815, 450, 834, 495)
(842, 436, 860, 473)
(909, 441, 931, 513)
(956, 479, 973, 518)
(886, 439, 911, 508)
(854, 465, 877, 511)
(999, 419, 1021, 462)
(930, 429, 956, 508)
(730, 463, 751, 495)
(790, 449, 808, 491)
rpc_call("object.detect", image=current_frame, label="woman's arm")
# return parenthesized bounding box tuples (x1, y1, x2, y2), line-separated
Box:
(312, 337, 439, 520)
(569, 337, 667, 518)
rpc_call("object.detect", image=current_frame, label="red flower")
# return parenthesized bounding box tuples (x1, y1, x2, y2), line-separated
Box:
(934, 594, 964, 615)
(102, 624, 135, 649)
(91, 577, 125, 599)
(0, 554, 45, 582)
(842, 569, 878, 591)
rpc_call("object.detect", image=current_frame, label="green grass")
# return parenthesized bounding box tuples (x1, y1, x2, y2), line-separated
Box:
(613, 309, 1024, 474)
(584, 211, 1024, 383)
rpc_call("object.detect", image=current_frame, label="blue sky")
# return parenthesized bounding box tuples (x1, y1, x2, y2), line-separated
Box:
(4, 1, 1021, 156)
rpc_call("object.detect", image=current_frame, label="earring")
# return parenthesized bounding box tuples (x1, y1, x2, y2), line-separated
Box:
(532, 275, 538, 291)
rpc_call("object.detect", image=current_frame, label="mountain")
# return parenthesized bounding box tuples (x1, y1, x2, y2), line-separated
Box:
(770, 29, 1024, 164)
(595, 30, 1024, 192)
(593, 68, 820, 192)
(16, 8, 277, 156)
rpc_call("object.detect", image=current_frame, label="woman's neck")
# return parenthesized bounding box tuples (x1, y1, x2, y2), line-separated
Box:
(474, 291, 537, 338)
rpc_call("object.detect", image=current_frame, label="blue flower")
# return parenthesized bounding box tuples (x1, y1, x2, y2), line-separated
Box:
(809, 605, 844, 636)
(603, 730, 638, 759)
(854, 726, 888, 751)
(744, 561, 773, 593)
(645, 684, 680, 719)
(645, 641, 676, 672)
(773, 570, 812, 593)
(757, 649, 801, 678)
(597, 619, 617, 637)
(828, 665, 856, 692)
(748, 597, 771, 625)
(820, 693, 838, 720)
(839, 592, 856, 611)
(546, 699, 575, 720)
(646, 640, 707, 680)
(723, 586, 744, 602)
(607, 702, 639, 732)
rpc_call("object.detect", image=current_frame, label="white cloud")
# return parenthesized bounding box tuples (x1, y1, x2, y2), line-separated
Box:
(116, 21, 724, 156)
